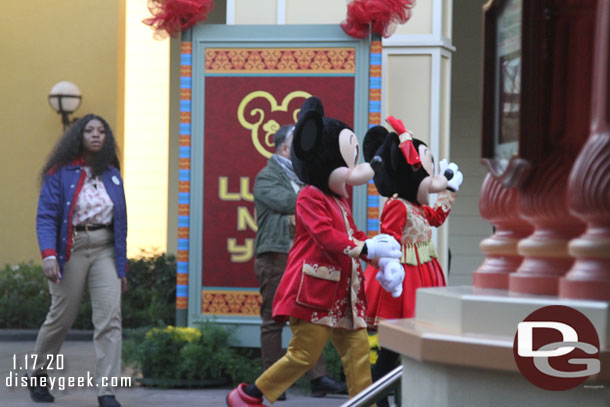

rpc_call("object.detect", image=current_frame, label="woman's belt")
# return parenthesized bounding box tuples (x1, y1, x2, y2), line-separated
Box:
(400, 240, 437, 266)
(74, 224, 110, 232)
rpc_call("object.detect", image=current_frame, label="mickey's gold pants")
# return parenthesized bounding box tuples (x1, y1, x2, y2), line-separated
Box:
(255, 317, 372, 403)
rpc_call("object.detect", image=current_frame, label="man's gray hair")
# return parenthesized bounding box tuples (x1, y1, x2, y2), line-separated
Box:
(273, 125, 295, 150)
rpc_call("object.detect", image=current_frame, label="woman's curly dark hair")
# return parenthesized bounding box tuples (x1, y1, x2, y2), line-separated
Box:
(40, 114, 120, 184)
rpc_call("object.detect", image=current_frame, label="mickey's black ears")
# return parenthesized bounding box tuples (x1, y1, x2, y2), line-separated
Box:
(298, 96, 324, 120)
(293, 97, 324, 160)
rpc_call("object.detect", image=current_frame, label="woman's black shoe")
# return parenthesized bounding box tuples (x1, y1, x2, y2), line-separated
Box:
(26, 374, 54, 403)
(98, 395, 121, 407)
(310, 375, 348, 397)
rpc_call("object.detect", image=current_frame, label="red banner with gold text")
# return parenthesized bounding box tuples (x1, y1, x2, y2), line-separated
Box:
(201, 47, 355, 315)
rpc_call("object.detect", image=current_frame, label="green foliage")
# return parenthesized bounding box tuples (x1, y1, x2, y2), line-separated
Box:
(122, 322, 263, 387)
(221, 347, 263, 385)
(0, 251, 176, 329)
(0, 263, 50, 328)
(322, 341, 345, 382)
(124, 327, 182, 385)
(368, 331, 381, 365)
(122, 250, 177, 328)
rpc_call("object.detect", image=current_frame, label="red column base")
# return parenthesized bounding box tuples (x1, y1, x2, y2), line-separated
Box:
(560, 277, 610, 301)
(508, 257, 573, 295)
(559, 258, 610, 301)
(509, 273, 559, 296)
(473, 255, 522, 290)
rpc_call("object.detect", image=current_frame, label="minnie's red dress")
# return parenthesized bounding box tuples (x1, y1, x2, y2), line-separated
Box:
(365, 190, 456, 328)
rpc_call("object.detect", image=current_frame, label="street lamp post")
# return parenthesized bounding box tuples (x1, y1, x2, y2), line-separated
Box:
(48, 81, 82, 130)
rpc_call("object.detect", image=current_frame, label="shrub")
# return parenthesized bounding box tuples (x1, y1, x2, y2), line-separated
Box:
(322, 341, 346, 381)
(122, 250, 176, 328)
(122, 322, 263, 387)
(221, 347, 263, 385)
(0, 251, 176, 329)
(0, 263, 50, 329)
(368, 331, 381, 365)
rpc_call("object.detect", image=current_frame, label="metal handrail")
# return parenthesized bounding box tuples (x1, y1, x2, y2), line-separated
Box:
(340, 365, 403, 407)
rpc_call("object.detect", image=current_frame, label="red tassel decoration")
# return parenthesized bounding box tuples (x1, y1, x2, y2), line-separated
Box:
(341, 0, 416, 39)
(143, 0, 215, 39)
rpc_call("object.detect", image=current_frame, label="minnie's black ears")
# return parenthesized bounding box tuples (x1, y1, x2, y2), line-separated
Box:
(363, 125, 389, 162)
(293, 97, 324, 160)
(389, 135, 404, 173)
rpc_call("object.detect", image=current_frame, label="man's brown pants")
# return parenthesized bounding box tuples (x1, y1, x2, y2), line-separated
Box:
(254, 252, 326, 380)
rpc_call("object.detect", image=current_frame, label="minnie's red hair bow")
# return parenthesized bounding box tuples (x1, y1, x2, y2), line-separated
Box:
(386, 116, 421, 168)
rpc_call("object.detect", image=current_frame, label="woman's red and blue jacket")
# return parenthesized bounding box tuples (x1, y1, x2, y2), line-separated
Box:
(36, 158, 128, 278)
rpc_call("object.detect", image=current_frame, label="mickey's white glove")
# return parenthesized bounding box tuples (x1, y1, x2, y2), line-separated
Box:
(376, 258, 404, 297)
(439, 159, 463, 192)
(364, 234, 401, 260)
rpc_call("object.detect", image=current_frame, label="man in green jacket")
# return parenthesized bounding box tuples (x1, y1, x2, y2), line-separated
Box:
(253, 125, 347, 400)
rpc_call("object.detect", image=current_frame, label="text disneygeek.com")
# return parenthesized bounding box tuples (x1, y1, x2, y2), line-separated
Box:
(6, 354, 131, 390)
(5, 372, 132, 391)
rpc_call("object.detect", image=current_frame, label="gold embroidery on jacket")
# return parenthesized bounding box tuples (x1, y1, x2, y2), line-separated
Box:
(382, 194, 453, 266)
(302, 263, 341, 281)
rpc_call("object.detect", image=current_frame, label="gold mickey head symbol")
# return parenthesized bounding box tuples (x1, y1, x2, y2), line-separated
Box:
(237, 90, 312, 159)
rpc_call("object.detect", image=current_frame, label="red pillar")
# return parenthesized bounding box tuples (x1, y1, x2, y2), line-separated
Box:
(508, 155, 586, 295)
(560, 0, 610, 300)
(508, 2, 595, 295)
(473, 174, 532, 289)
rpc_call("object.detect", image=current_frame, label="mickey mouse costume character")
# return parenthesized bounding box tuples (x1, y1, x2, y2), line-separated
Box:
(226, 97, 403, 407)
(362, 116, 463, 407)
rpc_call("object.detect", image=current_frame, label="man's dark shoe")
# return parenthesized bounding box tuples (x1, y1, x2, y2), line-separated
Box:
(277, 391, 287, 401)
(26, 373, 54, 403)
(310, 375, 348, 398)
(376, 397, 390, 407)
(98, 395, 121, 407)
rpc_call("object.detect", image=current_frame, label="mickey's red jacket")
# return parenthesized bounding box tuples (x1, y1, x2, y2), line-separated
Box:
(272, 185, 369, 330)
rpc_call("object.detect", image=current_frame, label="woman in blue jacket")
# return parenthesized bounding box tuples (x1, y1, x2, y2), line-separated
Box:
(29, 114, 127, 407)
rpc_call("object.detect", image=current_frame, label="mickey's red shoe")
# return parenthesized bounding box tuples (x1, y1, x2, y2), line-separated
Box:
(226, 383, 267, 407)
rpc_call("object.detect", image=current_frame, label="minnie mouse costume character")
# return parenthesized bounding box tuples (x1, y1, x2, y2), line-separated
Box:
(226, 97, 402, 407)
(362, 117, 463, 407)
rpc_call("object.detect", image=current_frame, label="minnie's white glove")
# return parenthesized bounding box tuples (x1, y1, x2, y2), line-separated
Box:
(439, 159, 464, 192)
(376, 258, 404, 298)
(364, 234, 401, 260)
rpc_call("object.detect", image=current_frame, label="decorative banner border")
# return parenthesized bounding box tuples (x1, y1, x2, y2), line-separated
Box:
(205, 48, 356, 74)
(200, 46, 354, 317)
(367, 35, 382, 237)
(176, 38, 192, 318)
(182, 26, 369, 329)
(202, 289, 262, 316)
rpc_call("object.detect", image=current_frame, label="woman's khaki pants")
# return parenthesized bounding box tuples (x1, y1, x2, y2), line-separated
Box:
(31, 228, 122, 397)
(255, 317, 372, 403)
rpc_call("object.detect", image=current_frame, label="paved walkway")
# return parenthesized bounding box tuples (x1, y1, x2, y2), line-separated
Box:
(1, 338, 350, 407)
